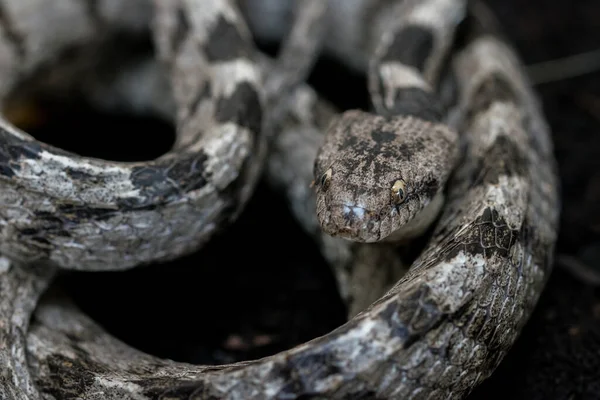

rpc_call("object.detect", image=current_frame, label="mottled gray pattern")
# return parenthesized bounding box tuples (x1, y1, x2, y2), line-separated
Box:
(0, 260, 54, 400)
(315, 0, 465, 243)
(0, 0, 266, 271)
(315, 110, 458, 242)
(0, 0, 560, 399)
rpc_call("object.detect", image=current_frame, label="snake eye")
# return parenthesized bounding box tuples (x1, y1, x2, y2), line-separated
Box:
(320, 168, 333, 191)
(391, 179, 407, 204)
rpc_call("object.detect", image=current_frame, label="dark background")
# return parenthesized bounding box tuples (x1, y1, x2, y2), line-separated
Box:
(14, 0, 600, 399)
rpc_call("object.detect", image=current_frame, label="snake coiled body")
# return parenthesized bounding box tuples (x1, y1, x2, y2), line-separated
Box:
(0, 0, 269, 271)
(0, 0, 560, 399)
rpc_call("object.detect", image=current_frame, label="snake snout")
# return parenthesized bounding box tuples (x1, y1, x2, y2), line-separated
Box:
(321, 203, 380, 242)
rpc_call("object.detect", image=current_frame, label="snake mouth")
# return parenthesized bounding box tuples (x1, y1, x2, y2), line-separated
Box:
(319, 203, 381, 242)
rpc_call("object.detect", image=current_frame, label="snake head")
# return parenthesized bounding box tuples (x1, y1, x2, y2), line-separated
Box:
(314, 110, 459, 243)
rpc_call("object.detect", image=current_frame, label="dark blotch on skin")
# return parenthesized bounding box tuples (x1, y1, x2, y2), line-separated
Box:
(29, 212, 68, 232)
(398, 140, 426, 162)
(0, 128, 43, 160)
(472, 135, 528, 186)
(341, 121, 403, 162)
(7, 142, 43, 159)
(129, 165, 165, 188)
(129, 150, 210, 205)
(128, 166, 173, 203)
(23, 207, 116, 244)
(275, 351, 342, 397)
(371, 130, 396, 143)
(38, 354, 106, 400)
(421, 176, 441, 199)
(114, 197, 158, 211)
(379, 286, 446, 348)
(342, 134, 358, 148)
(379, 301, 412, 342)
(214, 81, 263, 136)
(468, 72, 519, 119)
(342, 122, 428, 166)
(204, 15, 250, 62)
(65, 168, 94, 181)
(0, 164, 16, 177)
(29, 235, 53, 247)
(56, 204, 117, 221)
(166, 152, 210, 192)
(442, 206, 519, 261)
(375, 85, 445, 122)
(126, 164, 176, 207)
(380, 25, 435, 71)
(17, 211, 73, 257)
(339, 128, 398, 176)
(0, 130, 43, 176)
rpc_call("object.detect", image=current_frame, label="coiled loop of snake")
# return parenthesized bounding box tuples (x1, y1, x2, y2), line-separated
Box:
(0, 0, 266, 271)
(0, 0, 559, 399)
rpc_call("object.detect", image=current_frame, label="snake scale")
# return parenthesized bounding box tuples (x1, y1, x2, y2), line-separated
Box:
(0, 0, 560, 399)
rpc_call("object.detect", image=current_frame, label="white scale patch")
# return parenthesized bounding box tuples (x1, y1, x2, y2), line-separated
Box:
(290, 88, 318, 123)
(378, 63, 431, 109)
(425, 250, 487, 312)
(18, 151, 140, 204)
(185, 0, 241, 36)
(93, 377, 146, 400)
(197, 123, 252, 190)
(468, 37, 523, 82)
(326, 317, 403, 363)
(177, 95, 216, 148)
(344, 205, 366, 219)
(0, 256, 10, 274)
(484, 175, 528, 229)
(210, 59, 262, 99)
(472, 102, 528, 153)
(408, 0, 467, 31)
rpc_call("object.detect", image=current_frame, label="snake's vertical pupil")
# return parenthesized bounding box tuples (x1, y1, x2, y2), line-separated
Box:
(320, 168, 333, 191)
(391, 179, 407, 204)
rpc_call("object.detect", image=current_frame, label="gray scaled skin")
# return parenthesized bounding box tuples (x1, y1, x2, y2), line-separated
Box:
(0, 0, 560, 399)
(0, 0, 266, 271)
(314, 0, 465, 243)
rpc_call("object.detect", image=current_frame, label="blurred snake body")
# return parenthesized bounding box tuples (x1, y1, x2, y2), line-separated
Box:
(0, 0, 560, 399)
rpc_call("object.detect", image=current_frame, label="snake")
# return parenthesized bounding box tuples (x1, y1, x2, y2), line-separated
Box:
(0, 0, 560, 399)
